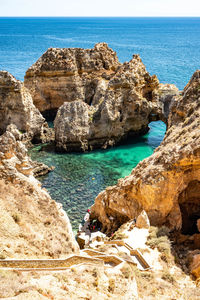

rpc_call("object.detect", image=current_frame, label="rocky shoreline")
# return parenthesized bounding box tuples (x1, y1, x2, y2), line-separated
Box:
(0, 43, 199, 236)
(91, 70, 200, 234)
(0, 43, 200, 294)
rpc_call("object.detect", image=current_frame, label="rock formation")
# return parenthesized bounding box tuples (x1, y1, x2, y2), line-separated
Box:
(24, 43, 120, 120)
(136, 210, 150, 229)
(0, 71, 51, 144)
(197, 219, 200, 232)
(54, 100, 91, 152)
(54, 53, 178, 151)
(2, 124, 53, 177)
(189, 250, 200, 279)
(0, 126, 79, 259)
(91, 70, 200, 234)
(24, 43, 178, 151)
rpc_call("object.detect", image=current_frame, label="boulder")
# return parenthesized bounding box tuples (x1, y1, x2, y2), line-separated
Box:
(76, 234, 87, 249)
(76, 232, 91, 249)
(189, 251, 200, 279)
(136, 210, 150, 229)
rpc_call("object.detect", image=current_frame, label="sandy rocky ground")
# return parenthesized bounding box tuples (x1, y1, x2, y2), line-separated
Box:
(1, 217, 200, 299)
(0, 45, 200, 299)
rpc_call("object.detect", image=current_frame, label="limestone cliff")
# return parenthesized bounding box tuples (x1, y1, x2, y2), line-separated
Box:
(54, 100, 91, 152)
(24, 43, 120, 119)
(0, 127, 79, 259)
(54, 54, 178, 151)
(91, 70, 200, 234)
(0, 71, 50, 143)
(24, 43, 178, 151)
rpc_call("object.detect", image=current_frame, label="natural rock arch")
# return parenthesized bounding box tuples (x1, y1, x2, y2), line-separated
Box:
(91, 70, 200, 233)
(24, 43, 178, 151)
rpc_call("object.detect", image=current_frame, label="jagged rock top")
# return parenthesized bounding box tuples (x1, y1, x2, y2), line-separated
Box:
(0, 127, 79, 258)
(0, 70, 49, 143)
(108, 54, 159, 91)
(91, 69, 200, 232)
(25, 43, 120, 76)
(0, 71, 22, 90)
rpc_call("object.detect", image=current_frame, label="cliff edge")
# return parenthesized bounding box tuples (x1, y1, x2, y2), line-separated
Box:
(0, 71, 52, 144)
(24, 43, 120, 119)
(0, 126, 79, 259)
(24, 43, 178, 151)
(91, 70, 200, 235)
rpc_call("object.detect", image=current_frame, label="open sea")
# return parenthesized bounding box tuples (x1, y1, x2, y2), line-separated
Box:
(1, 17, 200, 229)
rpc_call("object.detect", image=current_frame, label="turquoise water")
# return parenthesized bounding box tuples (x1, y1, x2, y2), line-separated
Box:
(30, 121, 166, 229)
(1, 17, 199, 228)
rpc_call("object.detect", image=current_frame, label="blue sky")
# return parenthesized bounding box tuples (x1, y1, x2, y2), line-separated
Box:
(0, 0, 200, 17)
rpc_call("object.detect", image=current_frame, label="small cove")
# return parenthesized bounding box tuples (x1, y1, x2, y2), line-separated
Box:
(29, 121, 166, 230)
(1, 16, 199, 230)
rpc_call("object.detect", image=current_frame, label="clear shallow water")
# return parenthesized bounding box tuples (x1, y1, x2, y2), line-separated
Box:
(29, 121, 166, 229)
(1, 17, 199, 229)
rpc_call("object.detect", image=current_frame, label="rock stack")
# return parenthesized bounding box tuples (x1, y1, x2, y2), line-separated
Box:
(24, 43, 178, 151)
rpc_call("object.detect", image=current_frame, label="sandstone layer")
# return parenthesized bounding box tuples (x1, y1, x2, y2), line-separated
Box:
(24, 43, 120, 119)
(0, 71, 52, 144)
(54, 53, 178, 151)
(24, 43, 178, 151)
(0, 126, 79, 259)
(91, 70, 200, 234)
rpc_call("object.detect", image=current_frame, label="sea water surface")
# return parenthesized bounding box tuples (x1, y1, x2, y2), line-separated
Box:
(1, 17, 200, 88)
(30, 121, 166, 229)
(0, 17, 200, 229)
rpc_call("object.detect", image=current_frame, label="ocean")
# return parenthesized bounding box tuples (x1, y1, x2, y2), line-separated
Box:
(1, 17, 200, 229)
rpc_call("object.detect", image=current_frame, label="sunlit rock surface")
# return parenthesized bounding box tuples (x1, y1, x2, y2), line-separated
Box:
(0, 71, 50, 143)
(24, 43, 120, 119)
(92, 70, 200, 234)
(0, 127, 79, 259)
(54, 53, 178, 151)
(24, 43, 178, 151)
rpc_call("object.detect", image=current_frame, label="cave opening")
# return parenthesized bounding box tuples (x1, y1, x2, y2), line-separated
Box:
(87, 95, 94, 106)
(42, 108, 58, 123)
(144, 90, 153, 101)
(178, 180, 200, 235)
(84, 81, 97, 106)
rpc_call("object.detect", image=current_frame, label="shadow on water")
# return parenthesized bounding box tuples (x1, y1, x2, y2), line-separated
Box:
(29, 121, 166, 230)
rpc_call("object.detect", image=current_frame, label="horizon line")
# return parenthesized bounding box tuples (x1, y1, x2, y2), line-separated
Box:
(0, 16, 200, 18)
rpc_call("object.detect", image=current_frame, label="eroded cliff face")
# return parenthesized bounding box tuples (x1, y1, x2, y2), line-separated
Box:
(0, 127, 79, 259)
(24, 43, 120, 119)
(24, 43, 178, 151)
(91, 70, 200, 234)
(54, 53, 178, 151)
(0, 71, 51, 143)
